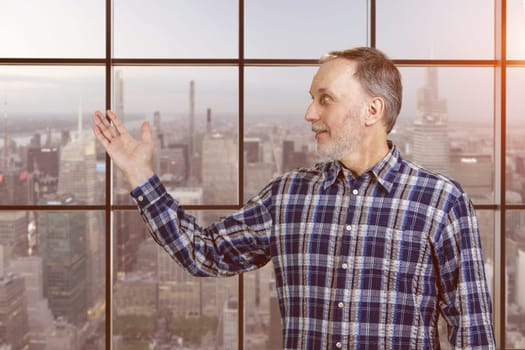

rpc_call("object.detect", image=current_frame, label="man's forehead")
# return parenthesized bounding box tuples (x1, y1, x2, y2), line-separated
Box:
(310, 59, 357, 92)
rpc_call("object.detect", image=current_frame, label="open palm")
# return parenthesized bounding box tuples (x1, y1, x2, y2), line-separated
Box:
(92, 110, 155, 188)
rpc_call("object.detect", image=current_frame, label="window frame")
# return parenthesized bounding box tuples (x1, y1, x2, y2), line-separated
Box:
(0, 0, 523, 348)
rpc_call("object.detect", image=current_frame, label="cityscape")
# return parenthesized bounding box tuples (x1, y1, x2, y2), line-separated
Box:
(0, 67, 524, 349)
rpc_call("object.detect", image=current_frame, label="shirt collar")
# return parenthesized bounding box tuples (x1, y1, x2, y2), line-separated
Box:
(320, 141, 401, 193)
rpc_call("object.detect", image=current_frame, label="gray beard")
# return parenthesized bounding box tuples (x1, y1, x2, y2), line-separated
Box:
(315, 134, 361, 162)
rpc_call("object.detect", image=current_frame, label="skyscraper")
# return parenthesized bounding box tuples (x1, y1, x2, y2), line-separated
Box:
(114, 70, 125, 121)
(38, 197, 87, 327)
(8, 255, 54, 350)
(0, 168, 33, 205)
(57, 137, 97, 205)
(0, 211, 28, 258)
(411, 67, 449, 175)
(0, 271, 30, 350)
(27, 146, 60, 198)
(202, 133, 238, 203)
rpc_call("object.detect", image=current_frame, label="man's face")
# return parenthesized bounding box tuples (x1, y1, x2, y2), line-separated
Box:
(305, 58, 370, 161)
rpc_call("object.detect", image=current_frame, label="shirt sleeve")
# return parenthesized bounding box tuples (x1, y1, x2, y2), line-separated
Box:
(130, 175, 273, 277)
(436, 193, 496, 349)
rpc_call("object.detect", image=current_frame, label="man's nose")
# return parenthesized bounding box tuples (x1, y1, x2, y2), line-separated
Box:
(304, 103, 320, 122)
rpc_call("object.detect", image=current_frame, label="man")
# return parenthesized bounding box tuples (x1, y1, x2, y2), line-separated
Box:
(93, 47, 495, 349)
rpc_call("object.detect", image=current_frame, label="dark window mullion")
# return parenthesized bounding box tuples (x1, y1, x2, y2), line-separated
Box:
(238, 1, 245, 349)
(105, 0, 112, 349)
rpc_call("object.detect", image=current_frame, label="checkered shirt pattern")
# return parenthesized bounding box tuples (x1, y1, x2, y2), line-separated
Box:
(131, 143, 495, 349)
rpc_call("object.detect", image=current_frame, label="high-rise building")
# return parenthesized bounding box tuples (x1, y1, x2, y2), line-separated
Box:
(411, 68, 449, 175)
(218, 297, 237, 350)
(244, 138, 262, 164)
(0, 272, 30, 350)
(27, 146, 60, 197)
(8, 255, 54, 350)
(516, 249, 525, 310)
(0, 212, 28, 258)
(282, 140, 308, 173)
(0, 168, 33, 205)
(38, 197, 87, 326)
(114, 70, 125, 120)
(202, 133, 238, 203)
(158, 145, 189, 186)
(114, 206, 145, 277)
(57, 137, 97, 205)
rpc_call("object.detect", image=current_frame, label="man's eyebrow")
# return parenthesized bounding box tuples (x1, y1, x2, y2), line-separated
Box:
(309, 87, 332, 96)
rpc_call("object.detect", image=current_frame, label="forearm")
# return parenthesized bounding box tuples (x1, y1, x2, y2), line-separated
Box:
(130, 175, 272, 276)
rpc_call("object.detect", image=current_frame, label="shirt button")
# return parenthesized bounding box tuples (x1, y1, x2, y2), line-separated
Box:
(352, 189, 358, 195)
(137, 195, 144, 202)
(336, 342, 342, 348)
(345, 225, 352, 231)
(337, 302, 344, 308)
(341, 263, 348, 269)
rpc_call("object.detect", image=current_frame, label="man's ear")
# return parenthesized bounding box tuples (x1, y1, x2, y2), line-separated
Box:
(365, 97, 385, 127)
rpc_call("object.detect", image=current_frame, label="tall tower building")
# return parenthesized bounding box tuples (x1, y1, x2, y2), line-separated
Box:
(27, 146, 60, 198)
(0, 168, 33, 205)
(8, 255, 54, 350)
(114, 70, 125, 120)
(57, 132, 103, 311)
(202, 133, 238, 203)
(218, 297, 238, 350)
(57, 135, 97, 205)
(113, 202, 145, 278)
(38, 197, 87, 326)
(411, 67, 449, 175)
(0, 271, 30, 350)
(516, 249, 525, 310)
(0, 212, 28, 258)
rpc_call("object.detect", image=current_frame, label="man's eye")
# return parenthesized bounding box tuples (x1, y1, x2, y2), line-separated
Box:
(320, 95, 331, 104)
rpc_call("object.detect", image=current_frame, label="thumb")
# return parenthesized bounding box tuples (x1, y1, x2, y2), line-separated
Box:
(140, 121, 153, 144)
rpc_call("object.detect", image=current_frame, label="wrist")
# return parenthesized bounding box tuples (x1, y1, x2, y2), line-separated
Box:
(126, 167, 155, 189)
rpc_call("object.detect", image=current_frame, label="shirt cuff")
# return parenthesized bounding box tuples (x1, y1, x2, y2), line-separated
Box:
(130, 174, 167, 209)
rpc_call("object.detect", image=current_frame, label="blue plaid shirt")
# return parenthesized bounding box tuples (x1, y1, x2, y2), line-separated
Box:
(131, 143, 495, 349)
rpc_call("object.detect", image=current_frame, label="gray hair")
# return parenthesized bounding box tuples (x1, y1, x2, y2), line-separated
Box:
(320, 47, 402, 133)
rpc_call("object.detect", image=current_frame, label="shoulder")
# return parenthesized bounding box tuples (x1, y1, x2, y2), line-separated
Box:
(397, 158, 467, 205)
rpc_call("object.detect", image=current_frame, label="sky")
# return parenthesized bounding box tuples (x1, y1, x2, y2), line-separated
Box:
(0, 0, 524, 125)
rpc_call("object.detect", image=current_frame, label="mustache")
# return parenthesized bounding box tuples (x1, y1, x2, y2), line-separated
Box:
(311, 124, 328, 133)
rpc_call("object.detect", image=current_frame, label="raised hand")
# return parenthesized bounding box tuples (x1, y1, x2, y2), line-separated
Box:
(92, 110, 155, 188)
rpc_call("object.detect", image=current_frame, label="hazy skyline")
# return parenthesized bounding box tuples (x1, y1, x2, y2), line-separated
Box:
(1, 1, 524, 124)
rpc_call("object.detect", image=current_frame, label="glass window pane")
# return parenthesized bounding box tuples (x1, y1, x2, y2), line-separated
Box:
(507, 0, 525, 59)
(394, 67, 495, 204)
(245, 0, 368, 59)
(31, 210, 105, 348)
(112, 67, 238, 206)
(113, 210, 237, 349)
(244, 67, 316, 200)
(113, 0, 238, 58)
(0, 0, 105, 58)
(376, 0, 494, 59)
(0, 66, 105, 205)
(506, 210, 525, 348)
(244, 264, 280, 349)
(507, 68, 525, 204)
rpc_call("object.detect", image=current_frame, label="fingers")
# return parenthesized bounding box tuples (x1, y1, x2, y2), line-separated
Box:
(92, 110, 122, 143)
(107, 110, 128, 136)
(92, 111, 112, 145)
(140, 120, 153, 145)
